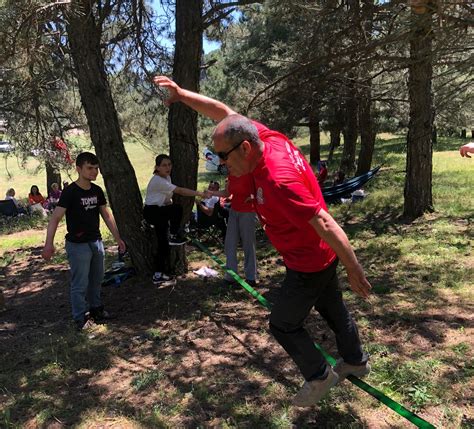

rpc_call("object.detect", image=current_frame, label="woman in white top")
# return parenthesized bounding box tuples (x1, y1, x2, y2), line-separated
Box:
(143, 154, 207, 285)
(5, 188, 28, 215)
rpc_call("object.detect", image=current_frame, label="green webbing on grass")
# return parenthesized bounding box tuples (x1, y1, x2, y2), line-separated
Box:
(192, 239, 436, 429)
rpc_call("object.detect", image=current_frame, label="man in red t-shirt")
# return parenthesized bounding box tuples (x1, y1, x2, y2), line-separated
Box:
(154, 76, 371, 407)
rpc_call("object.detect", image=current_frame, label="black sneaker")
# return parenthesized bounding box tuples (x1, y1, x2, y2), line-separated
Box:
(245, 279, 257, 287)
(169, 233, 186, 246)
(90, 306, 115, 322)
(141, 219, 155, 232)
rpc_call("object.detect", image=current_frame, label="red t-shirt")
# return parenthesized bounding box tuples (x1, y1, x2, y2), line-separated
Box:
(249, 121, 336, 272)
(228, 174, 254, 213)
(29, 193, 46, 206)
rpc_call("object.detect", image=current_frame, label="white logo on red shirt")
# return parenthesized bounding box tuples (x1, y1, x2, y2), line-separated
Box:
(285, 142, 306, 175)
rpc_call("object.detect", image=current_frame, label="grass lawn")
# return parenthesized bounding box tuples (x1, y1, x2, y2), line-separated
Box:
(0, 133, 472, 428)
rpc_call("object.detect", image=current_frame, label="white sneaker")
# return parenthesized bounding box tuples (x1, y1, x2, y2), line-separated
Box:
(293, 367, 339, 407)
(169, 233, 186, 246)
(152, 273, 171, 285)
(334, 358, 371, 382)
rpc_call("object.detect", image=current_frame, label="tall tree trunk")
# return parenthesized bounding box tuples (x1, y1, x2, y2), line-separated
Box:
(356, 0, 376, 176)
(66, 2, 154, 275)
(327, 106, 343, 163)
(356, 84, 375, 175)
(45, 161, 61, 196)
(404, 6, 434, 219)
(340, 80, 358, 176)
(168, 0, 203, 274)
(309, 102, 321, 164)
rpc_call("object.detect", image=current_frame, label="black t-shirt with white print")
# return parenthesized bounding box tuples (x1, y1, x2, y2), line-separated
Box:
(58, 182, 107, 243)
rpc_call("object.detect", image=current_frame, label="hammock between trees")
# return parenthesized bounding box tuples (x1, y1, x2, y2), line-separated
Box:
(322, 166, 381, 204)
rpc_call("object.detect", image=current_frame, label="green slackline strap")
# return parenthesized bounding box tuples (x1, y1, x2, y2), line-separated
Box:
(192, 239, 436, 429)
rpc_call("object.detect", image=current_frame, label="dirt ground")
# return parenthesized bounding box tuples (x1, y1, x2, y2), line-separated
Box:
(0, 243, 472, 428)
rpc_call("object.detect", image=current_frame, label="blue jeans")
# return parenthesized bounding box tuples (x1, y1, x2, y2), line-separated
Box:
(65, 240, 105, 322)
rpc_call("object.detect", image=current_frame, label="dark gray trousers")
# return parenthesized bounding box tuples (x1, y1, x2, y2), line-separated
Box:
(269, 259, 367, 381)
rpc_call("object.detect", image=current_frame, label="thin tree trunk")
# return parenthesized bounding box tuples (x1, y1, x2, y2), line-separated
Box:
(404, 7, 434, 219)
(309, 103, 321, 164)
(356, 0, 376, 176)
(356, 79, 375, 175)
(340, 0, 360, 176)
(46, 161, 61, 195)
(66, 2, 154, 274)
(327, 106, 343, 163)
(340, 80, 358, 176)
(168, 0, 203, 274)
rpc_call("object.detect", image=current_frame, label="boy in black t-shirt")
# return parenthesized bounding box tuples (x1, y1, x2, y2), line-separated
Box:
(42, 152, 126, 330)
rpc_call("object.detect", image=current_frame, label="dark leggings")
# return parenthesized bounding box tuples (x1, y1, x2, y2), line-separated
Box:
(143, 204, 183, 272)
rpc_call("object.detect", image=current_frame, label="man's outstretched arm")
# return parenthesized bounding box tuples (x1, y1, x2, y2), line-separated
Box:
(153, 76, 237, 122)
(309, 209, 372, 299)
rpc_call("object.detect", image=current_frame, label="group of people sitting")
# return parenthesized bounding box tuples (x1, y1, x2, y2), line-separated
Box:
(143, 154, 258, 287)
(4, 182, 68, 217)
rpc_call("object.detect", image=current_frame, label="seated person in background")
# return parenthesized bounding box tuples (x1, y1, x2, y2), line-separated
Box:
(5, 188, 28, 214)
(317, 160, 328, 186)
(332, 171, 346, 186)
(196, 181, 220, 217)
(28, 185, 47, 216)
(28, 185, 46, 206)
(144, 154, 209, 285)
(46, 182, 62, 211)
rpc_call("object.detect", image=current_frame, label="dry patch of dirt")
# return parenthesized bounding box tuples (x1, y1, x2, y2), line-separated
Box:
(0, 244, 472, 428)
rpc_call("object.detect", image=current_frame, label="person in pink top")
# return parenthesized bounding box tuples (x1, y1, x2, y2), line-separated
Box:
(154, 76, 372, 407)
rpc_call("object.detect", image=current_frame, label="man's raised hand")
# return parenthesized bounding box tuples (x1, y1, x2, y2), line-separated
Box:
(153, 76, 180, 106)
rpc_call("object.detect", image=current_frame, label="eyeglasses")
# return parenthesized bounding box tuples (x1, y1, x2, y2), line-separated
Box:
(216, 140, 245, 161)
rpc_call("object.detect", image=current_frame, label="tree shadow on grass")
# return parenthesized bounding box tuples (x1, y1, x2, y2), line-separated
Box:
(1, 239, 469, 428)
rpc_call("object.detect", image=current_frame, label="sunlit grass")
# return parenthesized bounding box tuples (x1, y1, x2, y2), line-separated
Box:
(1, 134, 221, 204)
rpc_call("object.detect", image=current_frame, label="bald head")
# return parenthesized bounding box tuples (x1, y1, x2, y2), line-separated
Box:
(213, 114, 261, 148)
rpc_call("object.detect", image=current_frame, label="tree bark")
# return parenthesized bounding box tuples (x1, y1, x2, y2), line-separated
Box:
(65, 1, 154, 275)
(404, 9, 434, 219)
(327, 106, 343, 163)
(340, 79, 358, 176)
(168, 0, 204, 274)
(356, 0, 376, 176)
(45, 161, 61, 196)
(356, 80, 375, 175)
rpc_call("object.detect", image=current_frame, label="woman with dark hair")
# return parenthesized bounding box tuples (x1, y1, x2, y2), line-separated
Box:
(144, 154, 208, 285)
(28, 185, 47, 216)
(28, 185, 46, 206)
